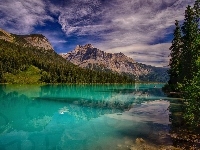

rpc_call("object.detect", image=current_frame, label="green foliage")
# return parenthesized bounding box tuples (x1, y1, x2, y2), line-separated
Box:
(166, 1, 200, 90)
(181, 71, 200, 128)
(4, 65, 41, 84)
(0, 38, 134, 84)
(12, 34, 29, 46)
(180, 5, 199, 84)
(165, 0, 200, 128)
(167, 20, 182, 91)
(0, 62, 5, 83)
(194, 0, 200, 23)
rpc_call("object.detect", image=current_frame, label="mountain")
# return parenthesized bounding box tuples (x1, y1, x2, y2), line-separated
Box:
(0, 28, 53, 51)
(61, 44, 169, 82)
(0, 29, 134, 84)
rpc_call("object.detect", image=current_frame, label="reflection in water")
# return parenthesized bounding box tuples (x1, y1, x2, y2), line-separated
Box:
(29, 115, 52, 128)
(59, 106, 69, 114)
(168, 98, 200, 149)
(0, 84, 175, 149)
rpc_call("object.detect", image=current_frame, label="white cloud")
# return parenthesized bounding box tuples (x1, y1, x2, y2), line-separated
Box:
(55, 0, 194, 66)
(0, 0, 194, 66)
(56, 0, 193, 45)
(105, 43, 171, 67)
(0, 0, 53, 34)
(57, 0, 103, 35)
(40, 30, 68, 45)
(51, 40, 67, 44)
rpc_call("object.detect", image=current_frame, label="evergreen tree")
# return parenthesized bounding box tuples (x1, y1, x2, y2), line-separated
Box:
(194, 0, 200, 62)
(182, 69, 200, 128)
(163, 0, 200, 128)
(179, 5, 199, 84)
(168, 20, 182, 91)
(194, 0, 200, 24)
(182, 0, 200, 128)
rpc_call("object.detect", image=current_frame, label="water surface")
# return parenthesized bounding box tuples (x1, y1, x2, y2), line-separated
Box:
(0, 84, 175, 149)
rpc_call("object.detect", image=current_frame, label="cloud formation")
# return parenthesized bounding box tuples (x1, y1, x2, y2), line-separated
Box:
(54, 0, 193, 66)
(0, 0, 194, 66)
(106, 43, 171, 67)
(57, 0, 103, 35)
(0, 0, 53, 34)
(57, 0, 193, 43)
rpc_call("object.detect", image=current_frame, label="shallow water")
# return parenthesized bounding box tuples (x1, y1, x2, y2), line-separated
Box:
(0, 84, 175, 150)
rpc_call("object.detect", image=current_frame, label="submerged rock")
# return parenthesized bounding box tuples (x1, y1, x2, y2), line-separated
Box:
(135, 138, 145, 145)
(127, 137, 182, 150)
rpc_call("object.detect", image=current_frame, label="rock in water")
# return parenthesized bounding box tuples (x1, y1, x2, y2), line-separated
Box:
(135, 138, 146, 145)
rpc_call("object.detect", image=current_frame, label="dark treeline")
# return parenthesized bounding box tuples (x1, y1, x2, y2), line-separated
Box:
(0, 39, 134, 84)
(164, 0, 200, 128)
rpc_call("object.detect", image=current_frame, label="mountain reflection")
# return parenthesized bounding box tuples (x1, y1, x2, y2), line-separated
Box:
(0, 84, 167, 133)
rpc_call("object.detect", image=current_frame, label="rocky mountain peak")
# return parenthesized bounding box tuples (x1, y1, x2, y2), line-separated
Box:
(84, 44, 94, 49)
(61, 44, 150, 77)
(60, 44, 168, 82)
(61, 44, 167, 81)
(72, 44, 127, 59)
(115, 52, 125, 57)
(74, 44, 95, 51)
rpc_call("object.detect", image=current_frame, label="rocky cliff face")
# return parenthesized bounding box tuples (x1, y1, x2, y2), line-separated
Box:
(61, 44, 155, 78)
(0, 28, 14, 42)
(21, 34, 54, 50)
(0, 28, 53, 51)
(61, 44, 169, 82)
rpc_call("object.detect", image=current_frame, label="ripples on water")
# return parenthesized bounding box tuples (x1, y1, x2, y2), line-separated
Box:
(0, 84, 178, 149)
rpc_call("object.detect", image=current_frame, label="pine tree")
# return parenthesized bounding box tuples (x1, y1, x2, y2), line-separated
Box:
(168, 20, 182, 91)
(164, 0, 200, 128)
(182, 0, 200, 128)
(194, 0, 200, 23)
(194, 0, 200, 62)
(180, 5, 199, 84)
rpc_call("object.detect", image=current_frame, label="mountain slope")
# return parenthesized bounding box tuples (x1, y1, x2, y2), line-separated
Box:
(0, 28, 53, 51)
(61, 44, 169, 82)
(0, 29, 134, 84)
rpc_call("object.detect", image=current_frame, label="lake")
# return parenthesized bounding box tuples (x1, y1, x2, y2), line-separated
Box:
(0, 84, 178, 150)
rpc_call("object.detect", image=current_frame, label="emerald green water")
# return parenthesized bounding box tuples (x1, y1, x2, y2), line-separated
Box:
(0, 84, 173, 149)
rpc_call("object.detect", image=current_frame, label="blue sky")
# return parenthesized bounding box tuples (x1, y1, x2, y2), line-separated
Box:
(0, 0, 194, 67)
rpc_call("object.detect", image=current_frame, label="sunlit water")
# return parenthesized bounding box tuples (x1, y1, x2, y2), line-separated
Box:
(0, 84, 176, 150)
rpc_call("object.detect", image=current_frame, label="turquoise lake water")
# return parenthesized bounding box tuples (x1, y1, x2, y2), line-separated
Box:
(0, 84, 176, 149)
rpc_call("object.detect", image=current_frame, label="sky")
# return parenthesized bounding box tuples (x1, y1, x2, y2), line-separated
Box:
(0, 0, 194, 67)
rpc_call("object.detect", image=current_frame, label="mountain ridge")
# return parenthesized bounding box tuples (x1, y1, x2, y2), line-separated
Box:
(0, 29, 135, 84)
(61, 44, 168, 82)
(0, 28, 54, 51)
(0, 28, 168, 83)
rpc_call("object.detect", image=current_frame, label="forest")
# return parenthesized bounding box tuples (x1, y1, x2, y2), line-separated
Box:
(0, 39, 134, 84)
(164, 0, 200, 128)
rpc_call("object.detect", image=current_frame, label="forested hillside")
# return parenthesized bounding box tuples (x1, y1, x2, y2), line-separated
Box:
(0, 39, 134, 84)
